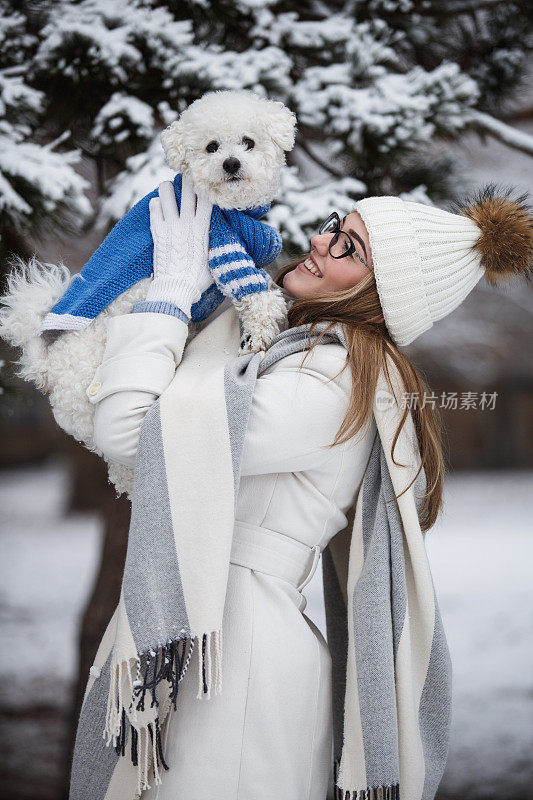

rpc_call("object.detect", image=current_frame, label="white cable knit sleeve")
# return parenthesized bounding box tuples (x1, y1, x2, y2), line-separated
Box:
(240, 347, 353, 477)
(87, 312, 189, 467)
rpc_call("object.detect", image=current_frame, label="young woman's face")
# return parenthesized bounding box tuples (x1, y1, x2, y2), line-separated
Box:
(282, 211, 373, 298)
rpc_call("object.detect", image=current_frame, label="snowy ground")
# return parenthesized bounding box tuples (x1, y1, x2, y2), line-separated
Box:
(1, 459, 532, 799)
(0, 460, 102, 800)
(426, 474, 533, 798)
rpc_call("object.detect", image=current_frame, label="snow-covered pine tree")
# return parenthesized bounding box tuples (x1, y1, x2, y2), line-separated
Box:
(89, 0, 533, 252)
(0, 2, 91, 262)
(1, 0, 532, 257)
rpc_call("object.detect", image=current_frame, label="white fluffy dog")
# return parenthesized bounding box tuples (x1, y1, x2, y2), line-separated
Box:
(161, 90, 296, 354)
(0, 91, 296, 496)
(162, 90, 295, 211)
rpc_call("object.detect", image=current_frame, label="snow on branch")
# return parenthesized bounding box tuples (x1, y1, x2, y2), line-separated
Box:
(97, 136, 174, 228)
(91, 93, 155, 151)
(470, 111, 533, 157)
(267, 167, 366, 252)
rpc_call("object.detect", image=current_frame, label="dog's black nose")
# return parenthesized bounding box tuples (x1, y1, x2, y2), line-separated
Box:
(223, 157, 241, 175)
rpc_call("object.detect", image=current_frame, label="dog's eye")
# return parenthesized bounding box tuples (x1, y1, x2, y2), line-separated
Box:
(206, 141, 219, 153)
(242, 137, 255, 151)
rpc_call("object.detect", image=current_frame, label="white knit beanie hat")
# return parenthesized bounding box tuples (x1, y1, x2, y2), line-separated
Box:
(354, 195, 486, 346)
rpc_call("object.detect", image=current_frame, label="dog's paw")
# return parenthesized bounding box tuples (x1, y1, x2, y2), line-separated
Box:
(235, 289, 287, 355)
(238, 332, 256, 355)
(238, 328, 276, 355)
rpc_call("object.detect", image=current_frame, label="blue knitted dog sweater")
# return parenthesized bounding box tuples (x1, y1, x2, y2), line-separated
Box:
(41, 173, 282, 332)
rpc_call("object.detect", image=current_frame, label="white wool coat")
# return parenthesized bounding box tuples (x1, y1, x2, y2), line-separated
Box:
(87, 307, 376, 800)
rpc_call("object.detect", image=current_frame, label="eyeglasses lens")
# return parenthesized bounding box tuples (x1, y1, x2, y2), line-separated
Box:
(318, 213, 339, 235)
(329, 230, 352, 258)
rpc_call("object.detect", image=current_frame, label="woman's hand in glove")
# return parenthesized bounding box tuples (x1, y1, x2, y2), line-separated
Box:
(145, 176, 213, 318)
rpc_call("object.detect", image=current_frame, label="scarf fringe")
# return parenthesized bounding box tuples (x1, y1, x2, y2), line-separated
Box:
(196, 629, 223, 699)
(103, 630, 223, 788)
(333, 759, 400, 800)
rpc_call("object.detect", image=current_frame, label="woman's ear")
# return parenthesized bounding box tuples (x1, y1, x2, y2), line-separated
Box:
(266, 102, 297, 152)
(161, 119, 186, 172)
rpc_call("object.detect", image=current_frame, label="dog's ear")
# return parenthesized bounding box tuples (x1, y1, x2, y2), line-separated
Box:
(266, 102, 297, 152)
(161, 119, 187, 172)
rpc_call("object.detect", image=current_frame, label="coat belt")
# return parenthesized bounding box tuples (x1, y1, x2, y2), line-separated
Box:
(230, 519, 321, 592)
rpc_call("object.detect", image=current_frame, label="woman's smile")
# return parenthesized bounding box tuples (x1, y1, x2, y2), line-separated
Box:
(297, 253, 323, 278)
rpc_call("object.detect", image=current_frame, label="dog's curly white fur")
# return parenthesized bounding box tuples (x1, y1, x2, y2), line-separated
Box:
(161, 90, 296, 211)
(0, 259, 160, 498)
(236, 276, 289, 354)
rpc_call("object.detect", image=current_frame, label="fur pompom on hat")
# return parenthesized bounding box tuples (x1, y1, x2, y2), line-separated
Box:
(451, 184, 533, 286)
(354, 184, 533, 347)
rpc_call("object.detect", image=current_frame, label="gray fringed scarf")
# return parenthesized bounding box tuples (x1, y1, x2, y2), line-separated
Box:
(70, 305, 452, 800)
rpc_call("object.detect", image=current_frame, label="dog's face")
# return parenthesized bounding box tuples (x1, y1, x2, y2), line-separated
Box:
(161, 91, 296, 210)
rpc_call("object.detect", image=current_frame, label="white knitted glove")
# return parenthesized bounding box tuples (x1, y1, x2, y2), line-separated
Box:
(144, 177, 213, 317)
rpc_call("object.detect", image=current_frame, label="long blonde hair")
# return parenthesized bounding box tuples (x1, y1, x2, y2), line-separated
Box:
(273, 258, 444, 532)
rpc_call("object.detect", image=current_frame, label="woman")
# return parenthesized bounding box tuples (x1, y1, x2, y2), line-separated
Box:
(84, 178, 532, 800)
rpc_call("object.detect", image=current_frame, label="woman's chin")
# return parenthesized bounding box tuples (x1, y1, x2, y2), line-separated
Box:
(282, 268, 301, 296)
(284, 265, 322, 299)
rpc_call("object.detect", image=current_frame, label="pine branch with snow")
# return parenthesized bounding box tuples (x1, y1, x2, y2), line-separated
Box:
(0, 0, 531, 263)
(0, 69, 90, 255)
(90, 93, 155, 155)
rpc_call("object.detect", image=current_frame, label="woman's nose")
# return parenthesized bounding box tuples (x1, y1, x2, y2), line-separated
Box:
(310, 232, 331, 254)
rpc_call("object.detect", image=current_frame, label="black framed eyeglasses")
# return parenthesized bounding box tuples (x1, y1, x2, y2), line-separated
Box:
(318, 212, 372, 272)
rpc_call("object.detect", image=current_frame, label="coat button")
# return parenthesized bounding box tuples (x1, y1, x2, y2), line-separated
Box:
(87, 381, 102, 397)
